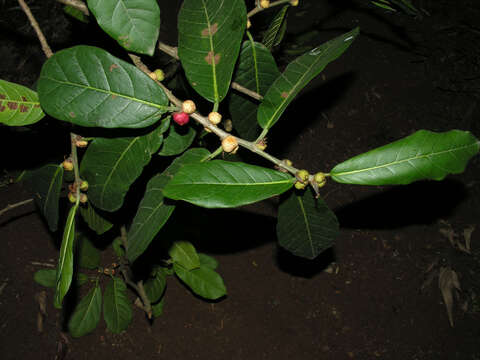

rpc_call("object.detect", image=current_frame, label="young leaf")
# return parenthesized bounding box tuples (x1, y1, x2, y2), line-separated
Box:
(54, 204, 78, 309)
(87, 0, 160, 56)
(77, 234, 101, 270)
(0, 79, 44, 126)
(68, 284, 102, 337)
(229, 39, 280, 140)
(257, 27, 359, 132)
(198, 253, 218, 270)
(80, 202, 113, 235)
(34, 269, 57, 288)
(37, 46, 169, 128)
(152, 298, 165, 318)
(80, 124, 165, 211)
(144, 267, 167, 303)
(178, 0, 247, 102)
(23, 164, 64, 232)
(163, 160, 295, 208)
(262, 5, 289, 50)
(277, 189, 339, 259)
(330, 130, 480, 185)
(127, 148, 210, 262)
(158, 121, 196, 156)
(173, 263, 226, 300)
(169, 241, 200, 270)
(103, 277, 132, 334)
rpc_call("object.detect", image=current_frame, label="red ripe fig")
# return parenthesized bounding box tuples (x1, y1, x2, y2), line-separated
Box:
(173, 112, 190, 126)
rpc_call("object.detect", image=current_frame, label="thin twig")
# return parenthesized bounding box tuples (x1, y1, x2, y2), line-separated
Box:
(0, 198, 34, 217)
(17, 0, 53, 58)
(56, 0, 89, 16)
(157, 41, 263, 101)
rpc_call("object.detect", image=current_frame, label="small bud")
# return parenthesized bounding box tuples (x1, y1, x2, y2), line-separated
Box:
(173, 112, 190, 126)
(221, 135, 239, 153)
(80, 180, 89, 191)
(260, 0, 270, 9)
(152, 69, 165, 81)
(68, 192, 77, 203)
(290, 0, 299, 6)
(75, 139, 88, 148)
(314, 172, 327, 188)
(247, 19, 252, 29)
(79, 193, 88, 204)
(182, 100, 196, 114)
(283, 159, 293, 167)
(224, 119, 233, 132)
(62, 159, 74, 171)
(256, 138, 267, 151)
(294, 181, 307, 190)
(296, 169, 309, 183)
(208, 111, 222, 125)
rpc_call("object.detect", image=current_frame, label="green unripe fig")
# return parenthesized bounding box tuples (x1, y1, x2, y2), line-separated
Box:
(294, 181, 307, 190)
(296, 169, 309, 183)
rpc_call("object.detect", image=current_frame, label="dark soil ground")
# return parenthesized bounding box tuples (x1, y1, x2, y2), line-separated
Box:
(1, 0, 480, 359)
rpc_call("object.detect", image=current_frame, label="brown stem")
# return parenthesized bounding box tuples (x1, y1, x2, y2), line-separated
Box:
(0, 198, 34, 218)
(17, 0, 53, 58)
(56, 0, 89, 16)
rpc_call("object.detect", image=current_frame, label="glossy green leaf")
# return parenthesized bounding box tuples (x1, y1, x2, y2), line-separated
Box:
(78, 234, 101, 270)
(151, 298, 165, 318)
(198, 253, 218, 270)
(230, 39, 280, 140)
(79, 202, 113, 235)
(127, 148, 210, 262)
(158, 121, 196, 156)
(68, 284, 102, 337)
(34, 269, 57, 288)
(38, 46, 169, 128)
(54, 204, 78, 309)
(277, 189, 339, 259)
(178, 0, 247, 102)
(169, 241, 200, 270)
(144, 267, 167, 303)
(24, 164, 64, 232)
(258, 27, 359, 131)
(173, 263, 226, 300)
(262, 5, 289, 50)
(87, 0, 160, 56)
(80, 124, 165, 211)
(163, 160, 294, 208)
(103, 277, 132, 334)
(0, 79, 44, 126)
(331, 130, 480, 185)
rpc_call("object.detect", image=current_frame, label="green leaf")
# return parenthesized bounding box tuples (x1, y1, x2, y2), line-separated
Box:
(229, 39, 280, 140)
(68, 284, 102, 337)
(24, 164, 63, 232)
(198, 253, 218, 270)
(103, 277, 133, 334)
(371, 1, 397, 12)
(0, 79, 45, 126)
(112, 237, 125, 258)
(80, 124, 165, 211)
(87, 0, 160, 55)
(54, 204, 78, 309)
(169, 241, 200, 270)
(173, 263, 226, 300)
(331, 130, 480, 185)
(77, 234, 101, 270)
(37, 46, 169, 128)
(163, 160, 294, 208)
(177, 0, 247, 102)
(257, 27, 359, 132)
(63, 5, 90, 23)
(80, 202, 113, 235)
(127, 148, 210, 262)
(144, 267, 167, 303)
(34, 269, 57, 288)
(158, 121, 196, 156)
(262, 5, 289, 50)
(151, 298, 165, 318)
(277, 189, 339, 259)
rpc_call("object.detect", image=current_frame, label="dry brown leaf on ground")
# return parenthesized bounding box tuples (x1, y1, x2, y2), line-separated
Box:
(438, 267, 461, 327)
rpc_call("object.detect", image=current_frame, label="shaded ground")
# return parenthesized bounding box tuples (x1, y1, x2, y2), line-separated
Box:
(1, 0, 480, 359)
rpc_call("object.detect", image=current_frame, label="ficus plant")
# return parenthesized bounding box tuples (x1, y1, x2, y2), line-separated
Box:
(1, 0, 478, 337)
